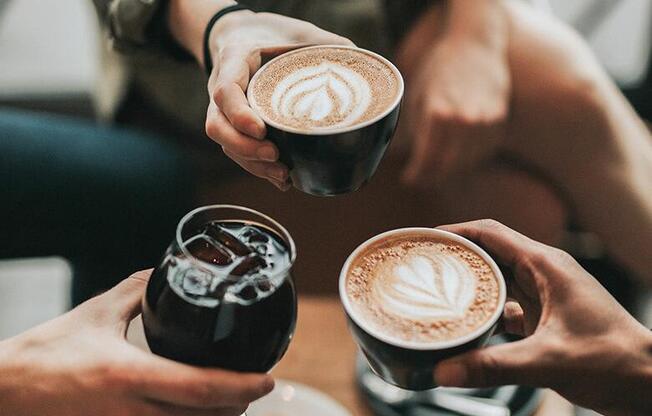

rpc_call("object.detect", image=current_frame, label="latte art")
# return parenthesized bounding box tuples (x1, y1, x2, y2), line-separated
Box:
(271, 63, 371, 129)
(376, 253, 476, 321)
(345, 233, 502, 345)
(248, 46, 400, 132)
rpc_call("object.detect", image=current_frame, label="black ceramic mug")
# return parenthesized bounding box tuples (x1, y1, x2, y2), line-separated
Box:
(339, 228, 507, 390)
(247, 45, 404, 196)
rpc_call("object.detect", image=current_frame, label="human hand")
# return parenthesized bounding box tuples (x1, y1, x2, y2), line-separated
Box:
(399, 3, 510, 186)
(434, 220, 652, 416)
(204, 10, 353, 190)
(0, 270, 273, 416)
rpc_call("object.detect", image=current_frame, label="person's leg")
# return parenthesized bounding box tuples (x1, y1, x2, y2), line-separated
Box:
(502, 1, 652, 284)
(0, 109, 194, 304)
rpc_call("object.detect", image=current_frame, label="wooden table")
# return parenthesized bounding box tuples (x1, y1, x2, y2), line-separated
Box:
(272, 296, 574, 416)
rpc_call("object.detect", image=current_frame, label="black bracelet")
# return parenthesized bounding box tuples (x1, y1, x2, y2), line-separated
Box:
(203, 4, 250, 77)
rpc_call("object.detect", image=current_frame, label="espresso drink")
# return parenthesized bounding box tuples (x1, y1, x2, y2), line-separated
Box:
(143, 220, 296, 372)
(346, 232, 501, 346)
(247, 46, 404, 195)
(249, 47, 401, 132)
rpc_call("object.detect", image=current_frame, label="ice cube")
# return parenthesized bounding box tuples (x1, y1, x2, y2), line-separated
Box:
(181, 269, 211, 296)
(256, 279, 272, 293)
(185, 236, 233, 265)
(241, 226, 269, 244)
(204, 223, 252, 256)
(231, 253, 267, 276)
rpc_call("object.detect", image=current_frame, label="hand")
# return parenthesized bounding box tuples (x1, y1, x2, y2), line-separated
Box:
(434, 220, 652, 416)
(204, 10, 353, 190)
(0, 270, 274, 416)
(399, 4, 510, 186)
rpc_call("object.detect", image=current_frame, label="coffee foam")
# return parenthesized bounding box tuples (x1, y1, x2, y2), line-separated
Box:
(249, 47, 400, 132)
(345, 234, 501, 346)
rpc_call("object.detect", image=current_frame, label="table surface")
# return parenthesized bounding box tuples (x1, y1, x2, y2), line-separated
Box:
(272, 296, 574, 416)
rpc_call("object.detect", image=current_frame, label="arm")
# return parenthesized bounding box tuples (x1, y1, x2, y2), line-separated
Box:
(435, 220, 652, 416)
(0, 270, 272, 416)
(166, 0, 353, 190)
(167, 0, 236, 66)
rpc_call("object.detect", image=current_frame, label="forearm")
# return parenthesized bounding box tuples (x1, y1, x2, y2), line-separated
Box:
(167, 0, 236, 64)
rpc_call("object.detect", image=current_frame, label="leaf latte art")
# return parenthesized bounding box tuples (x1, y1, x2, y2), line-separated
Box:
(270, 62, 371, 129)
(374, 253, 477, 321)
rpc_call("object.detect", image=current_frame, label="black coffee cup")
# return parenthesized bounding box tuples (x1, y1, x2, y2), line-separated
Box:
(247, 46, 404, 196)
(339, 228, 507, 391)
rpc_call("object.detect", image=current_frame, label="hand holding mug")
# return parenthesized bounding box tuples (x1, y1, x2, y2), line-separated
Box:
(203, 10, 353, 190)
(435, 220, 652, 416)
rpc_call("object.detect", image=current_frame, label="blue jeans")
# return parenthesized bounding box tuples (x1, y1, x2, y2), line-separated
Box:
(0, 109, 193, 305)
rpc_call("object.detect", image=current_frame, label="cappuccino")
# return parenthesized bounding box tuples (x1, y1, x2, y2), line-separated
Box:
(345, 231, 502, 346)
(248, 46, 401, 132)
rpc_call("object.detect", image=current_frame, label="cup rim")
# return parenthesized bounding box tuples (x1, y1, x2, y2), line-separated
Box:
(176, 204, 297, 280)
(247, 45, 405, 136)
(339, 227, 507, 351)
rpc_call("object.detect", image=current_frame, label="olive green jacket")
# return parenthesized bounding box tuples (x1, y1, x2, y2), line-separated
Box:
(92, 0, 430, 130)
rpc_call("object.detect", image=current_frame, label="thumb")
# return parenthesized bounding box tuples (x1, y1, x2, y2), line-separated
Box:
(78, 269, 152, 330)
(434, 338, 547, 388)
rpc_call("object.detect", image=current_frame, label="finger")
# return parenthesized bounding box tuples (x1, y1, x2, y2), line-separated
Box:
(298, 28, 354, 47)
(223, 148, 289, 184)
(212, 50, 265, 139)
(206, 103, 277, 161)
(437, 219, 544, 272)
(502, 301, 525, 336)
(136, 356, 274, 408)
(434, 337, 548, 388)
(78, 269, 152, 329)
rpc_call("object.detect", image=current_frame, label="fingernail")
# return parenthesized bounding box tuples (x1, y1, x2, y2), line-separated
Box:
(257, 146, 277, 162)
(434, 361, 467, 386)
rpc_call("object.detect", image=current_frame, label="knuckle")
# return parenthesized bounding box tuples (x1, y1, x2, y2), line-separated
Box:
(428, 104, 454, 121)
(205, 119, 220, 139)
(212, 82, 230, 104)
(229, 108, 250, 128)
(548, 247, 577, 270)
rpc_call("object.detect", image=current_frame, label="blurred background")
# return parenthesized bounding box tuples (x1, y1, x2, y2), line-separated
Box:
(1, 4, 651, 410)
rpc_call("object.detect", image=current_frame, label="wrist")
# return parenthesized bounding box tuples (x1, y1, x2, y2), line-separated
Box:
(445, 0, 508, 52)
(167, 0, 238, 63)
(207, 7, 256, 65)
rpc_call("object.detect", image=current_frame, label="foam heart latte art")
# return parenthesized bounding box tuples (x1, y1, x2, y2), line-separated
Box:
(248, 47, 400, 132)
(345, 232, 501, 345)
(377, 251, 477, 320)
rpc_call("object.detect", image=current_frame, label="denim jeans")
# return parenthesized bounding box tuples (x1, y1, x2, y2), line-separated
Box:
(0, 109, 193, 305)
